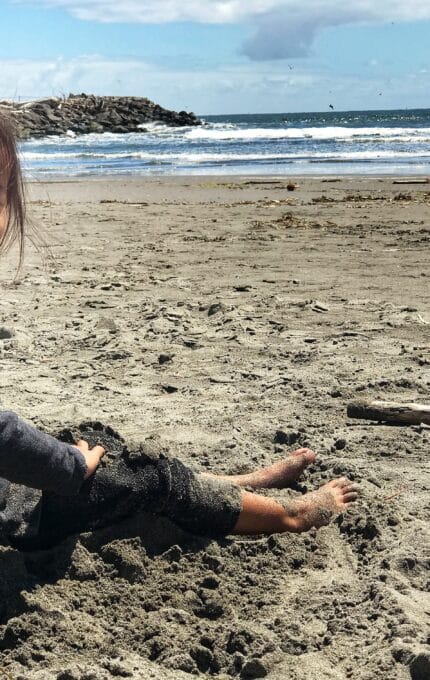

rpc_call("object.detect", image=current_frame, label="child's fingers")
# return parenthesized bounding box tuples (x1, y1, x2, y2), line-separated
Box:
(87, 445, 106, 462)
(73, 440, 106, 478)
(82, 447, 106, 478)
(76, 439, 89, 452)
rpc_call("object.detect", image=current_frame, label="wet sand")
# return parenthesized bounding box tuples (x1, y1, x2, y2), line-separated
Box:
(0, 176, 429, 678)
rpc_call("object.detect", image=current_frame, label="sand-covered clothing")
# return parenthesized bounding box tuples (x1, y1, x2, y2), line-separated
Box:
(0, 416, 242, 549)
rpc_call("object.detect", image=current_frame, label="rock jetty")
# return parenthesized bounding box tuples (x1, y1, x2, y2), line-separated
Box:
(0, 94, 201, 139)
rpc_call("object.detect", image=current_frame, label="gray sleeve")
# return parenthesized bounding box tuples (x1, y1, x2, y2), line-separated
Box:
(0, 411, 88, 496)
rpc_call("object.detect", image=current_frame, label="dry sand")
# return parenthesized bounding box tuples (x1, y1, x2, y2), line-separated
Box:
(0, 176, 429, 679)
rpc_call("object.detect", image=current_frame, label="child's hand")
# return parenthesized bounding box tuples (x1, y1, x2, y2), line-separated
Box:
(73, 439, 106, 479)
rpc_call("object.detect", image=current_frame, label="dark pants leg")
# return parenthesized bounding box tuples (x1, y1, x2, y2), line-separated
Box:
(162, 458, 242, 537)
(29, 456, 242, 549)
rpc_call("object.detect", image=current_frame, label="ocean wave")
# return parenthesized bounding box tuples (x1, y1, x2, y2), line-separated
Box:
(185, 125, 430, 142)
(19, 110, 430, 177)
(22, 125, 190, 148)
(20, 149, 430, 163)
(20, 124, 430, 154)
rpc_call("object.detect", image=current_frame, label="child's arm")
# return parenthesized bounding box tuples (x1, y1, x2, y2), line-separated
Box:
(0, 410, 103, 495)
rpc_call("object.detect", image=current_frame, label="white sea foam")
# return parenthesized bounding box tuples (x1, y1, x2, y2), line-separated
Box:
(20, 150, 430, 163)
(23, 124, 430, 148)
(23, 125, 187, 149)
(186, 125, 430, 142)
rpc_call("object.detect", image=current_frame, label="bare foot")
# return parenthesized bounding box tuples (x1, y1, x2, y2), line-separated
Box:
(223, 448, 316, 489)
(284, 477, 359, 533)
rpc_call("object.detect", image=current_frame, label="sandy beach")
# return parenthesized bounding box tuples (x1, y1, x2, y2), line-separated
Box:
(0, 175, 429, 679)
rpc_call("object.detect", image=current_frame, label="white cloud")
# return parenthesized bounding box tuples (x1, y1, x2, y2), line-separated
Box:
(0, 56, 176, 104)
(14, 0, 284, 23)
(0, 55, 315, 110)
(240, 2, 430, 59)
(13, 1, 430, 24)
(1, 55, 429, 114)
(14, 1, 430, 60)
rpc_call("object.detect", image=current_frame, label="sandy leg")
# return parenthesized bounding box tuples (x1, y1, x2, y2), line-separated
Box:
(204, 448, 316, 489)
(233, 477, 359, 535)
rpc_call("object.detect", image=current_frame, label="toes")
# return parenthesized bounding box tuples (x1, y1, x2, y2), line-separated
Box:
(337, 477, 352, 489)
(344, 491, 359, 503)
(296, 448, 317, 464)
(291, 448, 313, 457)
(343, 483, 359, 494)
(330, 477, 349, 488)
(303, 449, 317, 462)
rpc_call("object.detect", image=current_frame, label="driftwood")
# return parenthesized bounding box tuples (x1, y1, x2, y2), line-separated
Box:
(392, 179, 429, 185)
(347, 399, 430, 425)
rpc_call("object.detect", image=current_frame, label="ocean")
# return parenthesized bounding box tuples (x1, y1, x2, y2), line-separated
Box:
(20, 108, 430, 178)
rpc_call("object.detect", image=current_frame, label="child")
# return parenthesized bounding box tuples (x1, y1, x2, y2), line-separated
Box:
(0, 111, 358, 549)
(0, 112, 105, 487)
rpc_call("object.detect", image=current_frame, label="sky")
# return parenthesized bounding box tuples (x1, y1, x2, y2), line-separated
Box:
(0, 0, 429, 114)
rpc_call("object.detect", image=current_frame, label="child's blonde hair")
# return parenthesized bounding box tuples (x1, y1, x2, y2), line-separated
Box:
(0, 111, 26, 263)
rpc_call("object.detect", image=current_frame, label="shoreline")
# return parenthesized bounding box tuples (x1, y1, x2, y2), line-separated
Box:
(25, 172, 430, 183)
(25, 173, 430, 206)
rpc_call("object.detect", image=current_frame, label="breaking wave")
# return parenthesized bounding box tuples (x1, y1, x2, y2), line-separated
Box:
(20, 108, 430, 177)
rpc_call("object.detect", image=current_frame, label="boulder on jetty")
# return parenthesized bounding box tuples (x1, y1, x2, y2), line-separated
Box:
(0, 93, 201, 139)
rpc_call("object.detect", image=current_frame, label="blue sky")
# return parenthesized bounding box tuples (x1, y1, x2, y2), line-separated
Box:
(0, 0, 429, 114)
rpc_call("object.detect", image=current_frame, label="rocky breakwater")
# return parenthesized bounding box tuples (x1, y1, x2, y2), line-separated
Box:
(0, 93, 201, 139)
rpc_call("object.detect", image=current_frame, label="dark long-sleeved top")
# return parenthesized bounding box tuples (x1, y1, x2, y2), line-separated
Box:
(0, 410, 88, 543)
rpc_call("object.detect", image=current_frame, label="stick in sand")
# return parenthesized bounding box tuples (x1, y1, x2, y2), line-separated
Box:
(347, 399, 430, 426)
(392, 178, 429, 185)
(383, 485, 405, 502)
